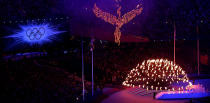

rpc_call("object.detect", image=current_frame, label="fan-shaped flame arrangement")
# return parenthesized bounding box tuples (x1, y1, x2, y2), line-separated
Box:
(123, 59, 192, 91)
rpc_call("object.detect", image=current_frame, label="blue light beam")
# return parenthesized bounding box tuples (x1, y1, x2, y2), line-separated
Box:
(5, 23, 65, 47)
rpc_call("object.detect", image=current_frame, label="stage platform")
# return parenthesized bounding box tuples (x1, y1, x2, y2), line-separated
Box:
(102, 79, 210, 103)
(101, 87, 189, 103)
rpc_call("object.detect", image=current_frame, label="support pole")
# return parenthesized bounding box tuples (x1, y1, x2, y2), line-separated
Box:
(91, 39, 94, 96)
(174, 22, 176, 64)
(81, 40, 85, 101)
(92, 48, 94, 96)
(197, 26, 200, 76)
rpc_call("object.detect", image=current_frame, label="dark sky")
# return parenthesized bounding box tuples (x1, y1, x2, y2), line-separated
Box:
(0, 0, 209, 42)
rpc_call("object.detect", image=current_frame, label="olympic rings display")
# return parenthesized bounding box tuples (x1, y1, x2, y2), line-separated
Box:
(26, 27, 45, 40)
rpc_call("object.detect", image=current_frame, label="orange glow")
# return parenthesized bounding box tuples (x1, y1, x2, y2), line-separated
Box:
(122, 59, 192, 91)
(93, 3, 143, 45)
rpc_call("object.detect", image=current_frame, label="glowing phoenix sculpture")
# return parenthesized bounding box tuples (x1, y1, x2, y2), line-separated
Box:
(6, 23, 64, 46)
(93, 3, 143, 45)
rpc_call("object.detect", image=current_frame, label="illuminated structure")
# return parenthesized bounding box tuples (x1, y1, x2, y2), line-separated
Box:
(26, 27, 45, 40)
(156, 84, 209, 99)
(6, 23, 64, 46)
(93, 2, 143, 45)
(123, 59, 192, 91)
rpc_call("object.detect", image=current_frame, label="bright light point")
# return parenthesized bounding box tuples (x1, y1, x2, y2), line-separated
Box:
(6, 23, 65, 46)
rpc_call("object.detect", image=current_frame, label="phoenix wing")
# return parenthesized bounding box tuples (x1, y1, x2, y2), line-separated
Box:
(121, 4, 143, 24)
(93, 3, 118, 25)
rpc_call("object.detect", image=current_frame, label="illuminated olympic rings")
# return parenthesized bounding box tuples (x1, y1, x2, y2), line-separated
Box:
(26, 27, 45, 40)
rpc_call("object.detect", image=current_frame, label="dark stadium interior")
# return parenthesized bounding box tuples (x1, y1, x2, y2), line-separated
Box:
(0, 0, 209, 103)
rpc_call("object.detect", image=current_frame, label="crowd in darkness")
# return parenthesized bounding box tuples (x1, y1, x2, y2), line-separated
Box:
(0, 57, 92, 103)
(0, 38, 209, 102)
